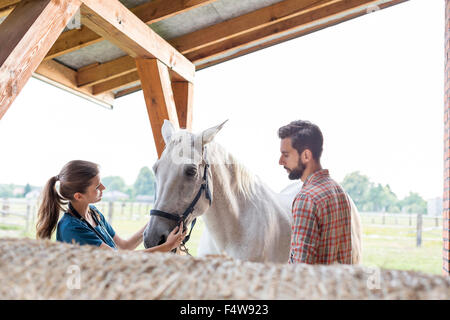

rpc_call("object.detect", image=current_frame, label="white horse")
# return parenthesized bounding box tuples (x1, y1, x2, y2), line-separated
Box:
(143, 120, 362, 264)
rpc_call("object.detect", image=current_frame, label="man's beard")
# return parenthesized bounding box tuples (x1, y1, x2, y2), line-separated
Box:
(286, 160, 305, 180)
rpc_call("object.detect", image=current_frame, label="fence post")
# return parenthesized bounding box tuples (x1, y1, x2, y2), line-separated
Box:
(31, 204, 36, 230)
(409, 213, 412, 226)
(129, 202, 133, 219)
(382, 213, 385, 225)
(416, 213, 422, 247)
(1, 199, 9, 217)
(108, 201, 114, 224)
(25, 203, 30, 233)
(435, 215, 439, 227)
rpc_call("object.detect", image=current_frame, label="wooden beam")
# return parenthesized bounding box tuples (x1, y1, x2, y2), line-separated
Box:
(77, 55, 137, 87)
(0, 0, 81, 119)
(195, 0, 408, 70)
(44, 0, 216, 60)
(186, 0, 395, 65)
(45, 26, 101, 60)
(78, 0, 195, 83)
(0, 0, 21, 18)
(170, 0, 331, 54)
(0, 0, 20, 8)
(35, 59, 114, 107)
(136, 58, 180, 158)
(114, 84, 142, 99)
(81, 0, 405, 93)
(92, 71, 139, 95)
(172, 82, 193, 131)
(75, 0, 328, 90)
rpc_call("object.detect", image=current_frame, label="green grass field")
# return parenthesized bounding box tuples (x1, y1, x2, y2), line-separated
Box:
(0, 202, 444, 275)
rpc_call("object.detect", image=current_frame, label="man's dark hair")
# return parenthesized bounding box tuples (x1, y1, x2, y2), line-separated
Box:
(278, 120, 323, 160)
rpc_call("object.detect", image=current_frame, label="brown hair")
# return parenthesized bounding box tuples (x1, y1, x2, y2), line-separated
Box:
(278, 120, 324, 161)
(36, 160, 100, 239)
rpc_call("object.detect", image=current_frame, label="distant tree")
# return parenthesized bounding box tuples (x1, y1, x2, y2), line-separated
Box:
(400, 192, 427, 214)
(364, 183, 400, 212)
(101, 176, 126, 192)
(341, 172, 426, 214)
(341, 171, 371, 209)
(124, 186, 135, 200)
(134, 167, 155, 196)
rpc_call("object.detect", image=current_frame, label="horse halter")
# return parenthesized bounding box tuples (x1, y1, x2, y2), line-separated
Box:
(149, 147, 212, 253)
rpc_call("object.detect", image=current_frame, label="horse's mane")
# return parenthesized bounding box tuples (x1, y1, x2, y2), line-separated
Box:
(207, 142, 258, 200)
(165, 130, 259, 199)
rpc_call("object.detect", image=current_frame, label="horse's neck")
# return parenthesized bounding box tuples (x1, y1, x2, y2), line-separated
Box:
(202, 145, 264, 248)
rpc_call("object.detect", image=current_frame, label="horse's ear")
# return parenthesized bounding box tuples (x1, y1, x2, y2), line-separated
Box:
(201, 120, 228, 145)
(161, 119, 176, 144)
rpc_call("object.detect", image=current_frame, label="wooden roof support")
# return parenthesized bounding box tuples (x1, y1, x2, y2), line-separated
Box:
(77, 56, 137, 87)
(172, 81, 194, 131)
(35, 60, 114, 108)
(0, 0, 81, 120)
(170, 0, 332, 54)
(0, 0, 21, 18)
(92, 71, 140, 95)
(190, 0, 408, 68)
(87, 0, 405, 94)
(136, 58, 180, 158)
(44, 0, 217, 60)
(77, 0, 195, 83)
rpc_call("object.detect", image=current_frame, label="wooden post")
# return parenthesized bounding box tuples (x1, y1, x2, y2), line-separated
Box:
(0, 0, 81, 119)
(136, 58, 180, 158)
(382, 213, 385, 225)
(129, 202, 133, 219)
(172, 81, 194, 131)
(416, 213, 422, 248)
(108, 201, 114, 224)
(409, 213, 412, 226)
(1, 199, 8, 217)
(25, 203, 30, 233)
(31, 204, 36, 230)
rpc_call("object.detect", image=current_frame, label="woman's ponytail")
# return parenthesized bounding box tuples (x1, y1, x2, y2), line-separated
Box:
(36, 176, 66, 239)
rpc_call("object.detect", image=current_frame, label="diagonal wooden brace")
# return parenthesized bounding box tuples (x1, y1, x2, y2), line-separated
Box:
(0, 0, 82, 119)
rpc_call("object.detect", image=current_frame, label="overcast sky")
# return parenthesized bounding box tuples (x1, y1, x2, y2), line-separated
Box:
(0, 0, 444, 200)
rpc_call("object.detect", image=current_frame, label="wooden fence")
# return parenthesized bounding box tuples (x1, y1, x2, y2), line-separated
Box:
(359, 212, 443, 246)
(0, 198, 153, 235)
(0, 198, 444, 247)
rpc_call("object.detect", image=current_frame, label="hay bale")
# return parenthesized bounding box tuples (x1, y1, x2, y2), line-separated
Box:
(0, 238, 448, 300)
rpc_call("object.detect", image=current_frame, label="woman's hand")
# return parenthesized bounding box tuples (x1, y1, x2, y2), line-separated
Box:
(165, 222, 187, 251)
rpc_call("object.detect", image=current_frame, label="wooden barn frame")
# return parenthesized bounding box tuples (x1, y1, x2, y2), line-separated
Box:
(0, 0, 448, 276)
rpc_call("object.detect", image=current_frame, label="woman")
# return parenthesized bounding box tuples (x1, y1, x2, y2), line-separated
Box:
(36, 160, 185, 252)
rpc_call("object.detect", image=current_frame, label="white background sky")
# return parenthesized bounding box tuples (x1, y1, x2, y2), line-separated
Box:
(0, 0, 444, 200)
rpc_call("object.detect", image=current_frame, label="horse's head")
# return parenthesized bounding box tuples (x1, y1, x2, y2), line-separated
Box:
(143, 120, 227, 249)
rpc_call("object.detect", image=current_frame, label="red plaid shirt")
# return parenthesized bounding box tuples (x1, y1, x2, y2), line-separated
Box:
(289, 169, 352, 265)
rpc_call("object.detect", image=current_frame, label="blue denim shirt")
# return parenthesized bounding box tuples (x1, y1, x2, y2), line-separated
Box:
(56, 205, 117, 249)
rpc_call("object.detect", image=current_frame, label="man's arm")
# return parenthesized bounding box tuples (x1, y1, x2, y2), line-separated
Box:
(289, 194, 320, 264)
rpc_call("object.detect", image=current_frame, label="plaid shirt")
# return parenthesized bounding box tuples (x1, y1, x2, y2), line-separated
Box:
(289, 169, 352, 265)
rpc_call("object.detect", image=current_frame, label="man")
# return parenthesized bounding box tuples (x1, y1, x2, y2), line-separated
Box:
(278, 120, 352, 264)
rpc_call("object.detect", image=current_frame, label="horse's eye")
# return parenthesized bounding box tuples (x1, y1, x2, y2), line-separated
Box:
(184, 166, 197, 177)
